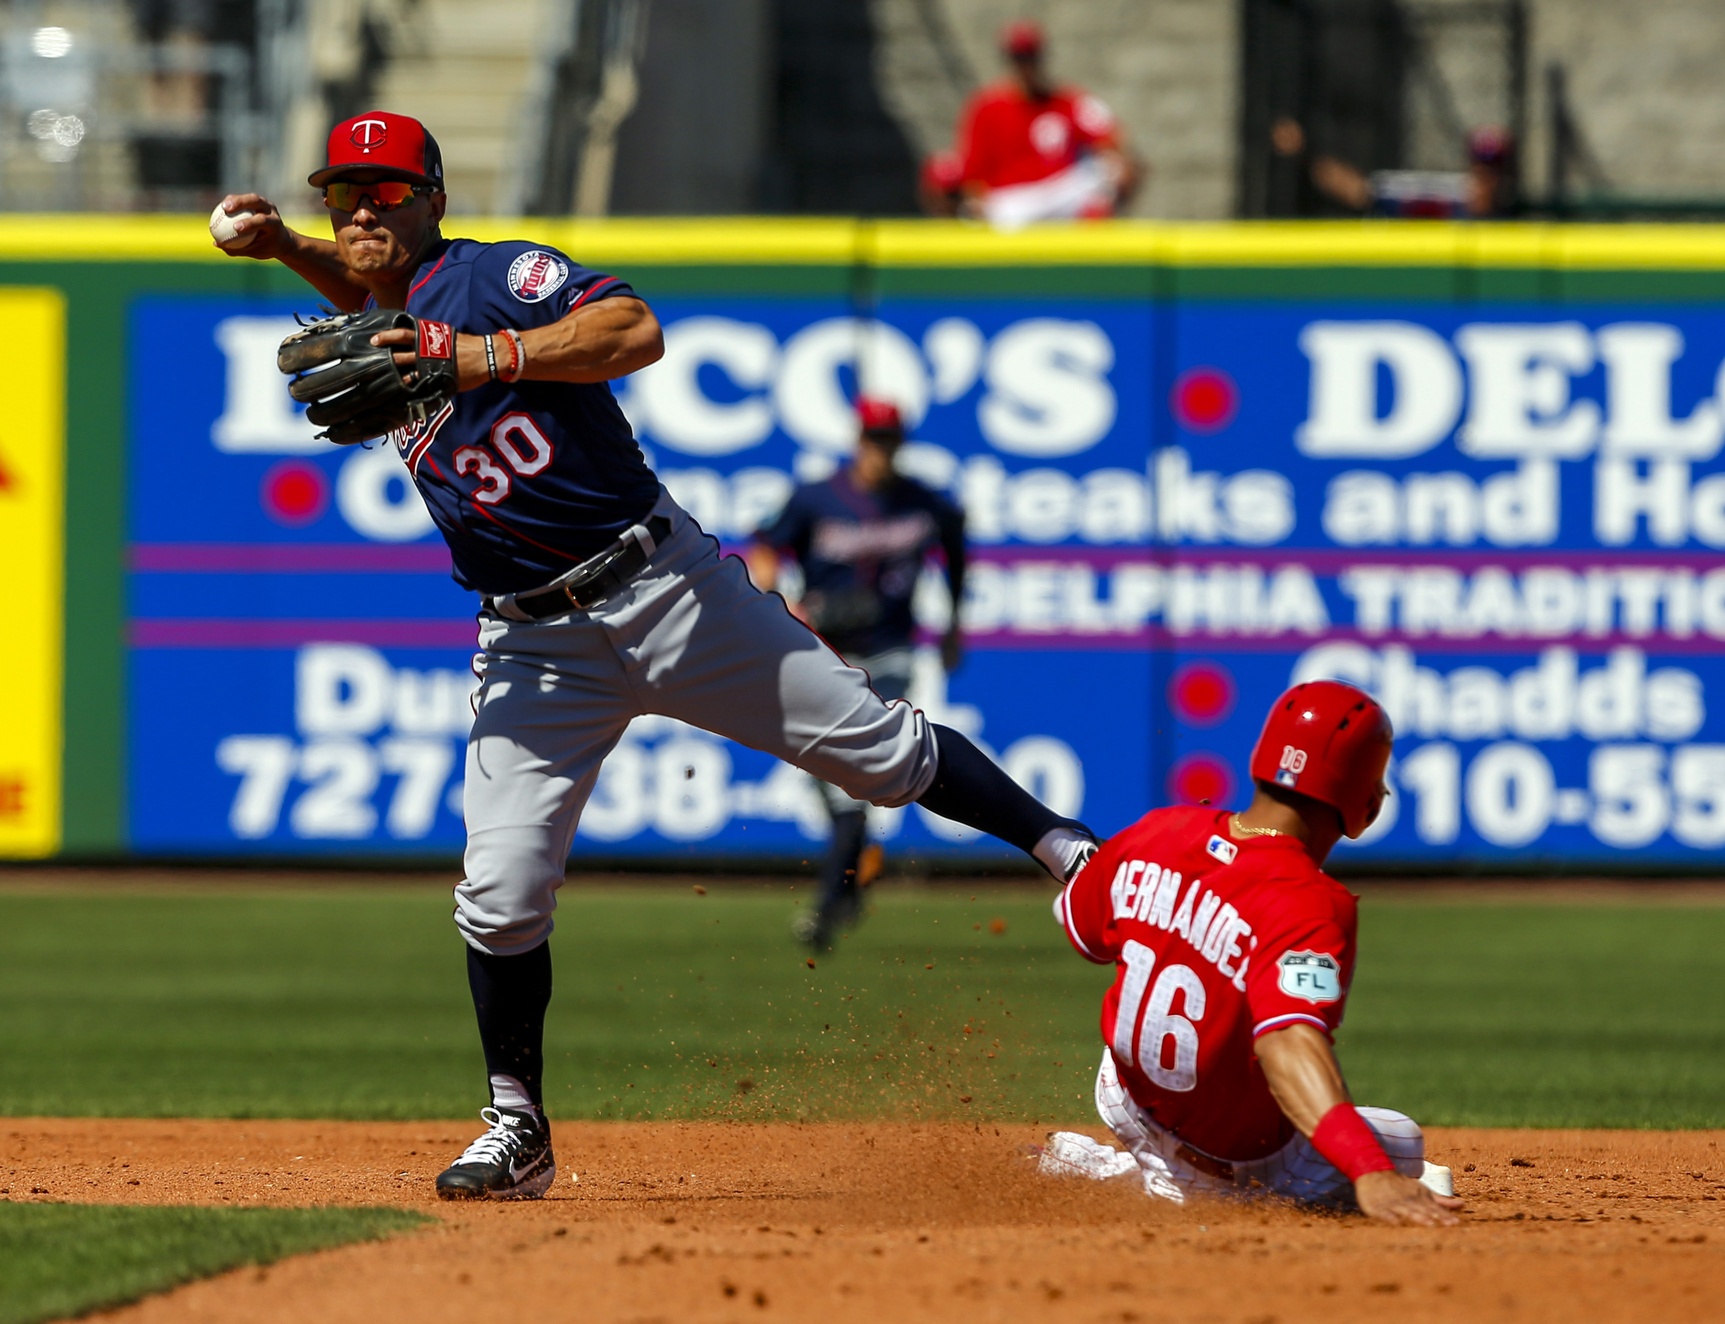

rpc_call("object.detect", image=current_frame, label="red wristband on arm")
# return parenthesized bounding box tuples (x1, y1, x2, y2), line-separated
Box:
(1310, 1103, 1395, 1182)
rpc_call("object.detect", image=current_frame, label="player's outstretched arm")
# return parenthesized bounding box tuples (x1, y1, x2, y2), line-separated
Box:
(515, 297, 664, 384)
(1256, 1023, 1462, 1227)
(211, 195, 372, 312)
(371, 295, 665, 391)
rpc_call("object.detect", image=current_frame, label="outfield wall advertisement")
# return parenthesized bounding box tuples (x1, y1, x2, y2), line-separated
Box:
(121, 279, 1725, 863)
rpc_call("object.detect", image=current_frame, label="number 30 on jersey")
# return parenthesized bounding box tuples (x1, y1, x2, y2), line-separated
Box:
(453, 412, 554, 505)
(1112, 939, 1206, 1092)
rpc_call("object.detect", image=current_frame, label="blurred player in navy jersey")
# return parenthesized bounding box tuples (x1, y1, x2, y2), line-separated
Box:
(750, 399, 967, 949)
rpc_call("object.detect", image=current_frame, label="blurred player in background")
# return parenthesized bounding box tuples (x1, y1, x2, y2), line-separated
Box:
(750, 399, 967, 950)
(1270, 118, 1516, 218)
(955, 19, 1141, 228)
(1459, 127, 1516, 218)
(1042, 681, 1463, 1225)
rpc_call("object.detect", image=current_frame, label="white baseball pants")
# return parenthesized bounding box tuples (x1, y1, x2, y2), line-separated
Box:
(455, 489, 939, 955)
(1047, 1049, 1426, 1207)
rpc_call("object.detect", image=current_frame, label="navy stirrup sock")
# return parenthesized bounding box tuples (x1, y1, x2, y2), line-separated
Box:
(916, 724, 1093, 870)
(466, 941, 553, 1110)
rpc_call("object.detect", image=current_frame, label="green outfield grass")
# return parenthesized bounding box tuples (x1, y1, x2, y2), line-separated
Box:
(0, 880, 1720, 1127)
(0, 1203, 427, 1324)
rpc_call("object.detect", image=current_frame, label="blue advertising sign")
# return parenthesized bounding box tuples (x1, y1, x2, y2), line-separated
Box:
(127, 292, 1725, 864)
(1156, 304, 1725, 862)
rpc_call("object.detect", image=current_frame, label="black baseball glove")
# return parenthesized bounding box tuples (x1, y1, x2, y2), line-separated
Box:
(277, 308, 460, 445)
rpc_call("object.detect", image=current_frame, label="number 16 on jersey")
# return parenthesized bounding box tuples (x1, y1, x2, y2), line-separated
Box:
(1112, 939, 1206, 1092)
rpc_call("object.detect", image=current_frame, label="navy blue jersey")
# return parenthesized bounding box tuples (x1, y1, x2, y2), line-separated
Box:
(382, 237, 660, 595)
(757, 467, 965, 655)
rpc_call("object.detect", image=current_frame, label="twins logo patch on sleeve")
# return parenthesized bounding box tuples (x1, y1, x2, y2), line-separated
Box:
(1277, 950, 1342, 1002)
(507, 250, 570, 303)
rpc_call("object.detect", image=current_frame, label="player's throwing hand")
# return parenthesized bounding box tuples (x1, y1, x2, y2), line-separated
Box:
(211, 194, 290, 259)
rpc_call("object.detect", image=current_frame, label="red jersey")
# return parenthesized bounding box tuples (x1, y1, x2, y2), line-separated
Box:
(1055, 806, 1359, 1162)
(957, 82, 1119, 190)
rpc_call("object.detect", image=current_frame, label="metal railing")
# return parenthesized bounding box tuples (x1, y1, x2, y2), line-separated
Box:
(521, 0, 651, 217)
(0, 9, 307, 210)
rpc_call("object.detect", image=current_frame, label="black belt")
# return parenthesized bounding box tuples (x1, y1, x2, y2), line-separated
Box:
(1175, 1142, 1235, 1183)
(486, 515, 671, 620)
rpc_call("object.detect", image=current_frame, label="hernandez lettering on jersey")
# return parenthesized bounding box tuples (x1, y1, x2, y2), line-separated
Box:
(1055, 804, 1360, 1161)
(379, 237, 656, 595)
(1097, 854, 1256, 990)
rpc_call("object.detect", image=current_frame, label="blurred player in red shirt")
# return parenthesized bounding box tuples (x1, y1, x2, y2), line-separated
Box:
(1044, 681, 1463, 1225)
(956, 20, 1141, 228)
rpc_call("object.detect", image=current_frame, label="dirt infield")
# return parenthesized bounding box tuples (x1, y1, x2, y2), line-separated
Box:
(3, 1120, 1722, 1322)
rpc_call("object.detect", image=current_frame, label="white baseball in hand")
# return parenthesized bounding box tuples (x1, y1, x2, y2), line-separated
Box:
(210, 203, 256, 249)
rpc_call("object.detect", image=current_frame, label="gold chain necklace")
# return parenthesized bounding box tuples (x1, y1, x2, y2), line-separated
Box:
(1229, 813, 1290, 840)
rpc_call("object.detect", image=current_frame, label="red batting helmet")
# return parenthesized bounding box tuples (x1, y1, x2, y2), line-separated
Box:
(1248, 680, 1393, 838)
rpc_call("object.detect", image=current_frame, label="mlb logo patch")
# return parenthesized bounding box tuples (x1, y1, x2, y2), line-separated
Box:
(1277, 950, 1342, 1002)
(1275, 768, 1298, 787)
(1205, 834, 1238, 865)
(508, 250, 570, 303)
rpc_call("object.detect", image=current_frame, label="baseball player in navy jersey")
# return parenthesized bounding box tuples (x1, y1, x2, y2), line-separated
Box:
(215, 110, 1097, 1200)
(750, 397, 966, 949)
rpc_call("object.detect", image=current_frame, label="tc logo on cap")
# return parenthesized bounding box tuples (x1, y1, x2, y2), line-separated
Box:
(350, 119, 389, 151)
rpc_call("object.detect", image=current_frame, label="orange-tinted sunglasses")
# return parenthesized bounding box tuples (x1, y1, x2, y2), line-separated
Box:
(322, 180, 425, 212)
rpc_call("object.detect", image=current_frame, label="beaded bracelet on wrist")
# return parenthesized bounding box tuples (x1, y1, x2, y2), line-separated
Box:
(498, 328, 526, 383)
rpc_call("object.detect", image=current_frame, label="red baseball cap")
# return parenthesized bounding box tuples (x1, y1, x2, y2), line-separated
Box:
(856, 396, 905, 436)
(309, 110, 445, 188)
(1001, 19, 1044, 57)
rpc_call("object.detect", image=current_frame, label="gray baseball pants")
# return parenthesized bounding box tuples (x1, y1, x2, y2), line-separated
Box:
(455, 489, 938, 955)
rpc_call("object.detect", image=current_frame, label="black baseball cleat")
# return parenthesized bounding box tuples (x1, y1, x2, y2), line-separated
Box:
(435, 1106, 556, 1201)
